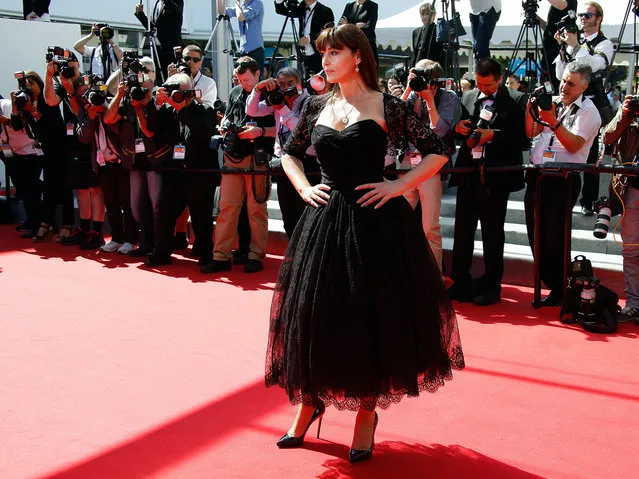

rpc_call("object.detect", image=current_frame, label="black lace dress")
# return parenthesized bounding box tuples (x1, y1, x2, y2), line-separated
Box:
(265, 94, 465, 411)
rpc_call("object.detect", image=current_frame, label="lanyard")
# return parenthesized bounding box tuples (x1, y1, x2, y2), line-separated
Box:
(548, 103, 578, 148)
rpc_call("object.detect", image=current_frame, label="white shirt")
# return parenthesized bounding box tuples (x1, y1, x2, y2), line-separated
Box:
(302, 1, 317, 56)
(554, 31, 614, 80)
(530, 95, 601, 165)
(193, 71, 218, 107)
(0, 99, 44, 156)
(84, 45, 119, 79)
(469, 0, 501, 15)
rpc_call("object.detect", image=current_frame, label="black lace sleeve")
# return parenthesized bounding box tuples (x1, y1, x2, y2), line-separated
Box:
(282, 94, 328, 159)
(384, 94, 449, 158)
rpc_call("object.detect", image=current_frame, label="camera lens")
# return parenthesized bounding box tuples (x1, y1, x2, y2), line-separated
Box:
(267, 89, 285, 107)
(409, 75, 427, 92)
(14, 91, 29, 109)
(60, 66, 75, 80)
(171, 90, 185, 103)
(88, 91, 106, 106)
(130, 86, 147, 102)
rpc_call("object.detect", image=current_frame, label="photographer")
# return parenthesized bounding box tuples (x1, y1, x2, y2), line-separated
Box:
(135, 1, 184, 81)
(539, 0, 577, 90)
(202, 56, 275, 274)
(246, 66, 317, 238)
(525, 62, 601, 306)
(42, 54, 106, 248)
(339, 1, 378, 65)
(168, 45, 218, 107)
(104, 72, 164, 257)
(400, 59, 459, 271)
(275, 0, 335, 75)
(448, 58, 528, 306)
(218, 0, 266, 71)
(411, 2, 444, 69)
(76, 89, 137, 253)
(602, 94, 639, 324)
(145, 73, 219, 267)
(74, 22, 123, 79)
(554, 1, 614, 216)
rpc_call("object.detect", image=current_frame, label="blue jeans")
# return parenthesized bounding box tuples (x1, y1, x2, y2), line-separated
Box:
(130, 170, 162, 251)
(622, 185, 639, 308)
(470, 7, 500, 61)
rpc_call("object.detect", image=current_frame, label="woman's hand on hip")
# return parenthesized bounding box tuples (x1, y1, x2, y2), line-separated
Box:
(300, 184, 331, 208)
(355, 180, 402, 209)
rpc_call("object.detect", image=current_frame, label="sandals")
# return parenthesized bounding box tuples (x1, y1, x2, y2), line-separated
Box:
(56, 225, 73, 243)
(32, 223, 57, 242)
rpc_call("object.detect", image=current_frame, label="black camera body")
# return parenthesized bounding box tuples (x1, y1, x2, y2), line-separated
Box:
(171, 46, 191, 75)
(556, 10, 579, 35)
(95, 23, 114, 41)
(211, 122, 243, 154)
(627, 95, 639, 116)
(529, 81, 554, 111)
(125, 73, 148, 101)
(409, 69, 452, 93)
(160, 83, 201, 103)
(276, 0, 301, 17)
(46, 46, 75, 79)
(82, 75, 108, 106)
(13, 71, 33, 110)
(267, 86, 298, 108)
(121, 51, 144, 76)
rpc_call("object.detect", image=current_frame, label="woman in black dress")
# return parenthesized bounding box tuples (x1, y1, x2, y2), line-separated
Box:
(339, 0, 379, 66)
(265, 24, 464, 463)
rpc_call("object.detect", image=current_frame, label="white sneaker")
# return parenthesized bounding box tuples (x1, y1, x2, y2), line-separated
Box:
(100, 240, 123, 253)
(117, 242, 135, 255)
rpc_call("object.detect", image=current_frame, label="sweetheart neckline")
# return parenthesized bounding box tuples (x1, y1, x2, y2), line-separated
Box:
(314, 119, 388, 135)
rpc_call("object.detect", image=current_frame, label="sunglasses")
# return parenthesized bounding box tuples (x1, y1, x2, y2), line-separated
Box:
(577, 12, 597, 19)
(183, 56, 201, 63)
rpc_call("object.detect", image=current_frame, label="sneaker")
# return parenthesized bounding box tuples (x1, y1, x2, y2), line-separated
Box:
(60, 229, 87, 246)
(581, 206, 594, 217)
(79, 232, 106, 250)
(117, 242, 135, 255)
(200, 259, 232, 274)
(617, 306, 639, 324)
(100, 240, 123, 253)
(244, 259, 263, 273)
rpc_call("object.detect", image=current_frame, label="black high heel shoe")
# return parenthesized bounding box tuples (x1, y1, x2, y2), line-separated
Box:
(276, 402, 325, 448)
(33, 223, 56, 242)
(349, 411, 378, 464)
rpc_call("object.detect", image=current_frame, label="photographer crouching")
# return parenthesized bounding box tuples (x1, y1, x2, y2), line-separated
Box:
(554, 1, 613, 216)
(246, 66, 317, 238)
(145, 73, 219, 267)
(201, 56, 275, 274)
(601, 94, 639, 324)
(525, 62, 601, 306)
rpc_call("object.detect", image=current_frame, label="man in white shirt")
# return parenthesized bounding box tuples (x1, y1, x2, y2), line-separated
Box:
(168, 44, 218, 107)
(469, 0, 501, 61)
(74, 23, 123, 79)
(554, 1, 613, 215)
(524, 61, 601, 306)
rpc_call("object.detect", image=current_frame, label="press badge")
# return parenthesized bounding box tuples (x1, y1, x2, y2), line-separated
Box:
(542, 148, 556, 163)
(471, 146, 484, 159)
(173, 144, 186, 160)
(66, 122, 74, 136)
(0, 143, 13, 158)
(135, 138, 145, 153)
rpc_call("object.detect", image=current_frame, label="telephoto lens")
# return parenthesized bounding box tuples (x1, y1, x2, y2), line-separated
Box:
(267, 89, 285, 108)
(593, 207, 612, 239)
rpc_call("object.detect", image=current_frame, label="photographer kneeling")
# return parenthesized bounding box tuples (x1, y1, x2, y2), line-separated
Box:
(602, 94, 639, 324)
(525, 61, 601, 306)
(246, 66, 317, 238)
(145, 73, 219, 267)
(202, 56, 275, 274)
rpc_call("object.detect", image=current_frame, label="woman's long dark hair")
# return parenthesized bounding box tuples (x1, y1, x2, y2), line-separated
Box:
(315, 24, 380, 95)
(24, 70, 44, 99)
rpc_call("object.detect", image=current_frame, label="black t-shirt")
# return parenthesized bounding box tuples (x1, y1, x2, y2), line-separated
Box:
(544, 0, 578, 42)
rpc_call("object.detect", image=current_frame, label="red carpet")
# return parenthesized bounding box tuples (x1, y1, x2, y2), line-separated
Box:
(0, 224, 637, 479)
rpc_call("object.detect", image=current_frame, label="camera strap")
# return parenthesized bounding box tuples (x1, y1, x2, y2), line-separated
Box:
(548, 103, 579, 148)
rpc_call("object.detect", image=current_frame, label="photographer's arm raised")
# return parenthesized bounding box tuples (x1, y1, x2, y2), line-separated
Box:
(103, 83, 125, 125)
(525, 102, 545, 138)
(74, 27, 97, 55)
(537, 103, 587, 153)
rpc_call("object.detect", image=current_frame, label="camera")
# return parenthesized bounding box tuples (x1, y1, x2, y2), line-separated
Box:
(82, 75, 108, 106)
(171, 46, 191, 75)
(276, 0, 301, 17)
(211, 121, 243, 154)
(124, 72, 148, 101)
(95, 23, 114, 41)
(121, 51, 145, 75)
(408, 69, 451, 93)
(593, 196, 613, 239)
(556, 10, 579, 35)
(529, 81, 554, 111)
(13, 71, 33, 110)
(161, 83, 202, 103)
(466, 104, 495, 149)
(267, 86, 298, 108)
(46, 46, 75, 80)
